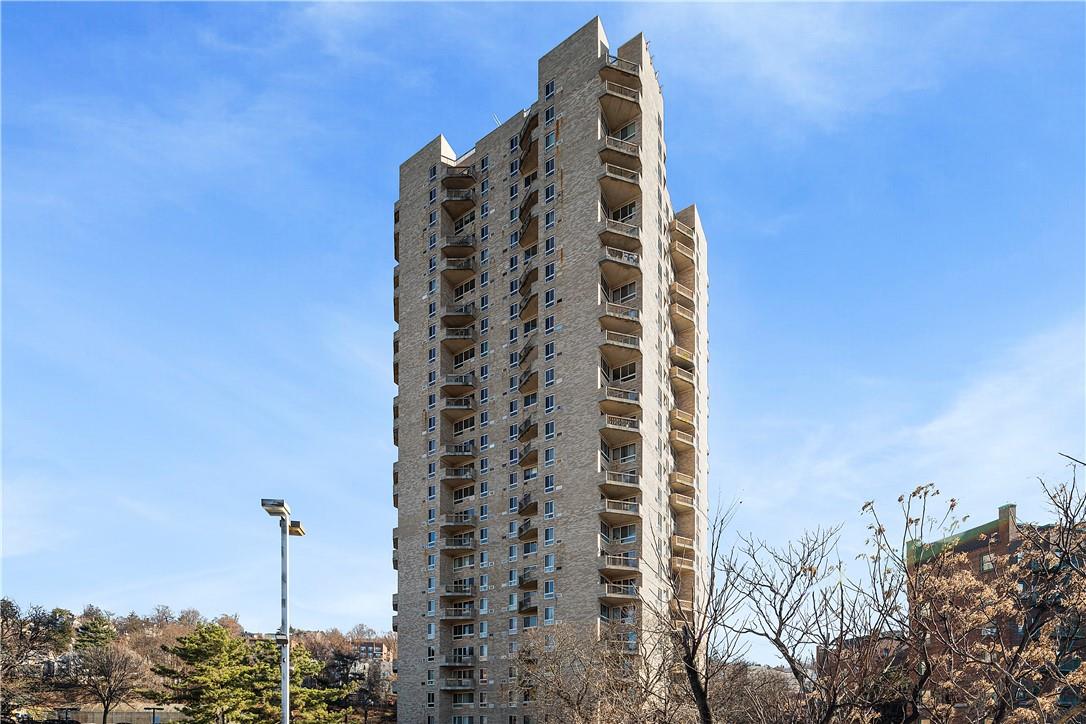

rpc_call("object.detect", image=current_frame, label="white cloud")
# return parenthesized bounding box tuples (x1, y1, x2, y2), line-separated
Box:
(628, 4, 993, 129)
(718, 318, 1085, 544)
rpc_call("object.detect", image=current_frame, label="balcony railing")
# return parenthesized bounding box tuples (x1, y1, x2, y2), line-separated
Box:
(602, 302, 640, 321)
(604, 469, 639, 487)
(672, 534, 695, 551)
(442, 396, 475, 410)
(602, 499, 640, 516)
(518, 593, 537, 612)
(443, 233, 476, 251)
(441, 654, 475, 666)
(441, 467, 476, 481)
(602, 80, 639, 102)
(671, 430, 695, 448)
(604, 217, 639, 238)
(601, 582, 638, 597)
(670, 366, 695, 386)
(670, 471, 695, 490)
(444, 189, 475, 203)
(605, 55, 640, 75)
(441, 677, 476, 689)
(443, 536, 476, 550)
(672, 219, 695, 240)
(443, 583, 476, 596)
(519, 566, 538, 586)
(439, 510, 475, 527)
(602, 414, 640, 432)
(517, 492, 537, 514)
(602, 386, 640, 406)
(603, 135, 639, 156)
(442, 326, 475, 341)
(670, 492, 696, 510)
(603, 330, 640, 349)
(601, 554, 640, 570)
(602, 163, 640, 184)
(600, 245, 640, 267)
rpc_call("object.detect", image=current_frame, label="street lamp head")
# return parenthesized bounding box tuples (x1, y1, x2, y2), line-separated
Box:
(288, 520, 306, 537)
(261, 498, 291, 518)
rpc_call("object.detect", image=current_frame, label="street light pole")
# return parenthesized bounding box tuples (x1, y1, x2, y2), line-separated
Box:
(262, 499, 305, 724)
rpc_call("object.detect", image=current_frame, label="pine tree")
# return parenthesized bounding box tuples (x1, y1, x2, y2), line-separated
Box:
(155, 623, 253, 724)
(74, 606, 116, 651)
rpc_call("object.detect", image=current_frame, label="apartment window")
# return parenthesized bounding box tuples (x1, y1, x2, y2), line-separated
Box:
(544, 262, 556, 282)
(427, 623, 435, 640)
(480, 248, 489, 264)
(480, 458, 490, 475)
(509, 135, 519, 152)
(544, 342, 555, 361)
(429, 187, 437, 203)
(428, 301, 437, 317)
(479, 387, 489, 404)
(427, 323, 436, 341)
(522, 541, 537, 555)
(509, 303, 519, 320)
(544, 420, 555, 440)
(429, 164, 437, 181)
(544, 209, 556, 229)
(429, 232, 437, 250)
(509, 400, 519, 416)
(427, 484, 436, 500)
(426, 598, 435, 615)
(508, 545, 517, 562)
(480, 410, 489, 426)
(545, 236, 556, 255)
(980, 554, 995, 573)
(524, 392, 537, 408)
(544, 79, 555, 99)
(509, 448, 519, 465)
(544, 527, 555, 546)
(544, 580, 555, 599)
(427, 439, 436, 455)
(509, 278, 520, 295)
(544, 500, 555, 519)
(544, 184, 555, 204)
(480, 504, 489, 520)
(427, 462, 436, 478)
(481, 224, 489, 241)
(481, 154, 489, 171)
(428, 392, 436, 409)
(544, 394, 555, 413)
(480, 340, 489, 356)
(428, 415, 436, 432)
(509, 230, 520, 247)
(427, 507, 436, 523)
(544, 288, 555, 308)
(480, 293, 489, 310)
(480, 363, 490, 379)
(508, 618, 518, 634)
(429, 210, 437, 226)
(509, 158, 520, 175)
(544, 553, 555, 572)
(510, 183, 519, 201)
(428, 553, 436, 569)
(544, 130, 556, 150)
(544, 368, 555, 387)
(481, 201, 490, 217)
(508, 521, 518, 537)
(509, 206, 519, 223)
(427, 278, 436, 295)
(481, 178, 490, 195)
(544, 315, 555, 334)
(544, 157, 555, 177)
(544, 474, 555, 492)
(544, 105, 555, 125)
(544, 607, 554, 624)
(480, 317, 489, 334)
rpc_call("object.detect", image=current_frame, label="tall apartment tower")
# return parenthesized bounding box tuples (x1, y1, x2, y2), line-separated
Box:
(391, 18, 709, 724)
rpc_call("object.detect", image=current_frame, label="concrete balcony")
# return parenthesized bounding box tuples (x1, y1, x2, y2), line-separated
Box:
(599, 163, 641, 209)
(440, 466, 476, 483)
(441, 302, 476, 325)
(670, 491, 696, 513)
(599, 215, 641, 252)
(670, 429, 695, 451)
(517, 415, 537, 441)
(518, 593, 538, 612)
(599, 385, 641, 416)
(520, 332, 539, 367)
(440, 395, 476, 421)
(599, 468, 641, 497)
(440, 654, 476, 667)
(672, 534, 695, 553)
(670, 224, 696, 273)
(439, 256, 475, 285)
(441, 188, 476, 217)
(671, 555, 695, 574)
(519, 566, 538, 588)
(392, 593, 398, 612)
(438, 510, 475, 530)
(516, 492, 538, 515)
(442, 165, 477, 189)
(519, 111, 539, 148)
(670, 280, 695, 307)
(519, 288, 538, 321)
(441, 233, 476, 257)
(599, 245, 641, 287)
(599, 134, 641, 170)
(669, 365, 695, 391)
(440, 325, 476, 352)
(518, 441, 538, 467)
(599, 301, 641, 335)
(519, 208, 539, 248)
(600, 53, 641, 86)
(519, 260, 539, 291)
(518, 187, 538, 222)
(441, 583, 476, 599)
(517, 518, 538, 540)
(440, 677, 476, 690)
(599, 582, 639, 604)
(599, 553, 640, 574)
(441, 372, 476, 396)
(670, 408, 695, 433)
(600, 413, 641, 445)
(669, 471, 695, 494)
(600, 329, 641, 365)
(441, 536, 476, 552)
(599, 80, 641, 130)
(599, 498, 640, 524)
(440, 607, 477, 622)
(391, 614, 398, 632)
(517, 367, 538, 394)
(669, 344, 694, 370)
(670, 301, 695, 332)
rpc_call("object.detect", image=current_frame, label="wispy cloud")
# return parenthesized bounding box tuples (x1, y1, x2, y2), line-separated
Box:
(718, 318, 1086, 543)
(629, 3, 996, 130)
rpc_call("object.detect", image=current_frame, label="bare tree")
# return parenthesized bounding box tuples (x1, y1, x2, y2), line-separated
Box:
(74, 644, 150, 724)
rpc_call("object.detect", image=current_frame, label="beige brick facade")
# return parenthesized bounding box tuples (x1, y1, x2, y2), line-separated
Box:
(391, 18, 710, 723)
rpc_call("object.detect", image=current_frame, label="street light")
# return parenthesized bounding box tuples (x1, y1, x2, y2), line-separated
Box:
(144, 705, 164, 724)
(261, 498, 306, 724)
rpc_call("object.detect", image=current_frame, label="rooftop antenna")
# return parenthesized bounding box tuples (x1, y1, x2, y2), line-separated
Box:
(492, 113, 501, 127)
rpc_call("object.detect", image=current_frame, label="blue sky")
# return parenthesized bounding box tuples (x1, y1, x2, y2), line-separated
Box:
(4, 3, 1083, 649)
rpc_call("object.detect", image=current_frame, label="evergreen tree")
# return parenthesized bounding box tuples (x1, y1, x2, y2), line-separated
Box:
(74, 606, 116, 650)
(155, 623, 252, 724)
